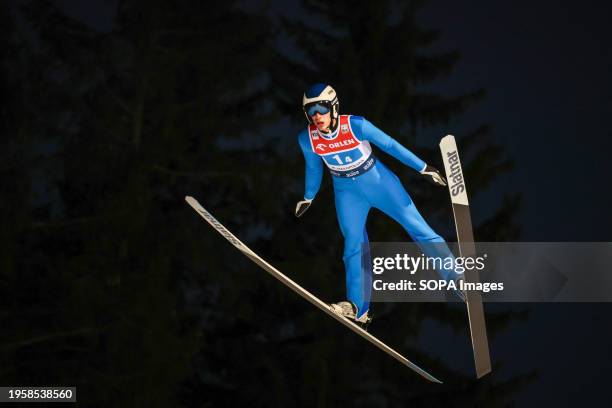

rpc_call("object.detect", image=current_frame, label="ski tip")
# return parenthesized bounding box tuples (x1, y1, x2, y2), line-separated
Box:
(439, 134, 455, 145)
(185, 196, 202, 210)
(185, 196, 198, 206)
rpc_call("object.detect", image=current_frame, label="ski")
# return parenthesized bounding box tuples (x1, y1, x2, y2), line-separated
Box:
(439, 135, 492, 378)
(185, 196, 442, 383)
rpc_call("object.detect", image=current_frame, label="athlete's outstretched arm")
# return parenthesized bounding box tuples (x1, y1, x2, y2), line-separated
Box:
(356, 117, 446, 186)
(297, 130, 323, 201)
(356, 117, 426, 172)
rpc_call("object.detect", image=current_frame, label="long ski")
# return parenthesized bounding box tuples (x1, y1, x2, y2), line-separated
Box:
(439, 135, 492, 378)
(185, 196, 442, 383)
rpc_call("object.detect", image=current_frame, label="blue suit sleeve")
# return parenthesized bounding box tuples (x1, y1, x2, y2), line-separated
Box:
(297, 130, 323, 200)
(352, 116, 427, 172)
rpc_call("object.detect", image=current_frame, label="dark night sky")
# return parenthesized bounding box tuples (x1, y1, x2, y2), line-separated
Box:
(419, 1, 612, 241)
(48, 0, 612, 405)
(418, 2, 612, 405)
(51, 1, 612, 240)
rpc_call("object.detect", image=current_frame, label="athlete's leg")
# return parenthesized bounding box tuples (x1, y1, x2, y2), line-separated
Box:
(334, 183, 371, 318)
(367, 165, 458, 282)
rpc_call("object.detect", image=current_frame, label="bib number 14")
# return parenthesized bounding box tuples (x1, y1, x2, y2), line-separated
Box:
(332, 154, 352, 164)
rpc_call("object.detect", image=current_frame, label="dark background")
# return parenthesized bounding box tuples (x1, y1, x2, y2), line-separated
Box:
(2, 0, 611, 406)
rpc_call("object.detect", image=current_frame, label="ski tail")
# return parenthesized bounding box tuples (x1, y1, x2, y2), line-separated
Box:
(185, 195, 442, 383)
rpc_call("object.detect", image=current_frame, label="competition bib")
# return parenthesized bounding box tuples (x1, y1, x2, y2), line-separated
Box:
(308, 115, 376, 178)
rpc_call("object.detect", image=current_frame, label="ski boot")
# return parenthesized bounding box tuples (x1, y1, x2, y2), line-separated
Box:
(330, 301, 372, 330)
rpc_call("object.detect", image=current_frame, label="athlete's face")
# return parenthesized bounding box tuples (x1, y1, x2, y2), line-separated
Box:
(311, 112, 331, 132)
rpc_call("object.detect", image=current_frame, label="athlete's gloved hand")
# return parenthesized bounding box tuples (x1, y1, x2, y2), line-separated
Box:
(295, 198, 313, 218)
(420, 165, 447, 187)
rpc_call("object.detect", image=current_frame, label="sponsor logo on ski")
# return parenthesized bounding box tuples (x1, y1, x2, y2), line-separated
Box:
(198, 209, 242, 248)
(446, 150, 465, 197)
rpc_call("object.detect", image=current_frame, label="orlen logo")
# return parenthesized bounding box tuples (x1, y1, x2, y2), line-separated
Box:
(446, 150, 465, 197)
(316, 143, 327, 151)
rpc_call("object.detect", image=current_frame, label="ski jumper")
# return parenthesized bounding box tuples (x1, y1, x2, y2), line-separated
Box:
(298, 115, 457, 318)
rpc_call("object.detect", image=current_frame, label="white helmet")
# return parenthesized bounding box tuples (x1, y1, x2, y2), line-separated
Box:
(302, 83, 339, 130)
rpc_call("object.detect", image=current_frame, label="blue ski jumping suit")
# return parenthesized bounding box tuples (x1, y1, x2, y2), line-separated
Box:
(298, 115, 458, 318)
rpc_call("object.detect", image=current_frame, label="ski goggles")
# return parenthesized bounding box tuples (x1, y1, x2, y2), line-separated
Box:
(305, 102, 331, 117)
